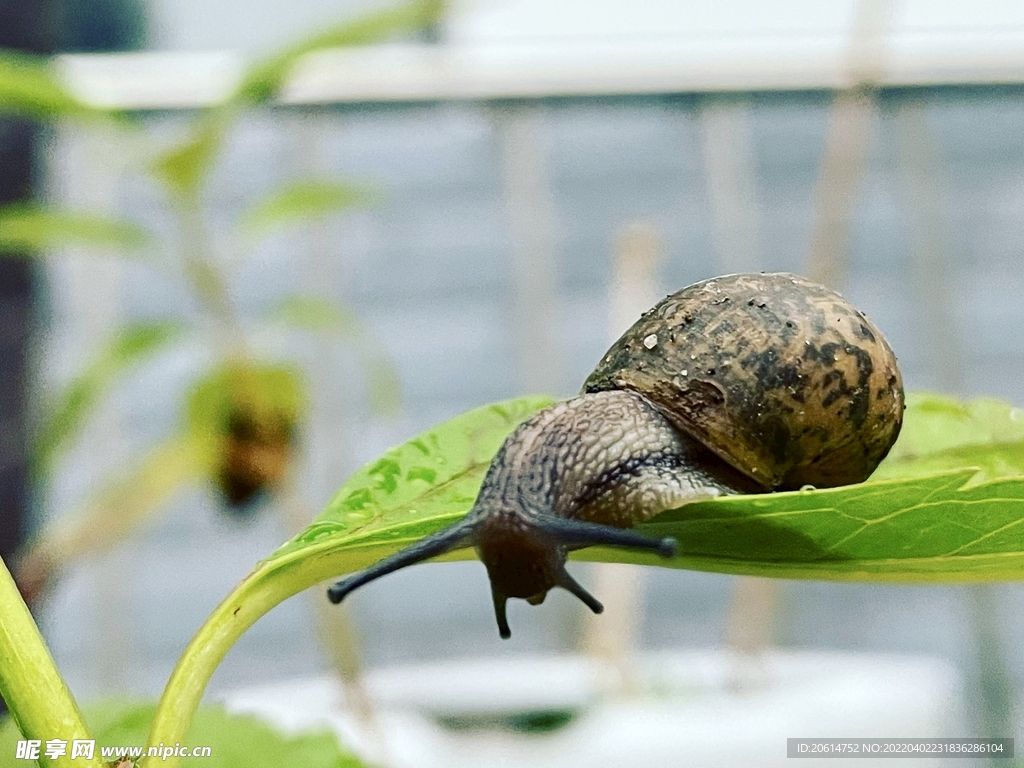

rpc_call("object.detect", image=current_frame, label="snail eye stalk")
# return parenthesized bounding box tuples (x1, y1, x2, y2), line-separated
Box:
(529, 515, 678, 559)
(327, 518, 476, 604)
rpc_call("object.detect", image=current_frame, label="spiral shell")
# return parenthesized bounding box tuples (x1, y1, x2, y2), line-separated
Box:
(583, 273, 904, 490)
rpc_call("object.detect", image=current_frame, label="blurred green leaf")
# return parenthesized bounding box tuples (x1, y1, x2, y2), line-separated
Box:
(266, 295, 401, 415)
(34, 321, 184, 477)
(267, 295, 360, 335)
(0, 204, 149, 254)
(184, 362, 305, 512)
(241, 180, 376, 237)
(887, 392, 1024, 456)
(237, 0, 445, 104)
(876, 439, 1024, 487)
(151, 107, 237, 200)
(185, 362, 306, 440)
(365, 356, 402, 416)
(151, 0, 444, 199)
(0, 51, 96, 120)
(0, 700, 366, 768)
(873, 392, 1024, 484)
(187, 362, 306, 512)
(21, 435, 217, 589)
(22, 364, 310, 590)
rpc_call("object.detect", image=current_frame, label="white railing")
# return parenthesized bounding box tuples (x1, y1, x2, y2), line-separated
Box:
(56, 24, 1024, 112)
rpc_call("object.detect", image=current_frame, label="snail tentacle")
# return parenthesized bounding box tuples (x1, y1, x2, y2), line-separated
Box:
(327, 517, 477, 604)
(557, 568, 604, 615)
(527, 513, 677, 558)
(491, 585, 511, 639)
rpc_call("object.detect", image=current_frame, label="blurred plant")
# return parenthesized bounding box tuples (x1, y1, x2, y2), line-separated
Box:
(0, 699, 365, 768)
(0, 0, 445, 602)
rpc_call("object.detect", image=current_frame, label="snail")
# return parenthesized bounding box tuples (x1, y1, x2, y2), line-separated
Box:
(327, 273, 904, 638)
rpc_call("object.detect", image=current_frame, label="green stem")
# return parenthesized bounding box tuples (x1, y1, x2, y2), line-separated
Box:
(143, 542, 386, 767)
(146, 531, 473, 768)
(0, 557, 103, 768)
(171, 190, 248, 359)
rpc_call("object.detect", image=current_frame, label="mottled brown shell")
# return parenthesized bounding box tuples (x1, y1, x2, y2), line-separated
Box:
(583, 273, 904, 490)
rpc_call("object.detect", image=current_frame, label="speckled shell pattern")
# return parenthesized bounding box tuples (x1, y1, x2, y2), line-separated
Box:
(583, 273, 904, 491)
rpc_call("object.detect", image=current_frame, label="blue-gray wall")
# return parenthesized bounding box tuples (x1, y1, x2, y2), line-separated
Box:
(38, 89, 1024, 737)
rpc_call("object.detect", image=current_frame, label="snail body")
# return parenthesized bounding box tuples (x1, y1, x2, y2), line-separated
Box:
(328, 273, 904, 638)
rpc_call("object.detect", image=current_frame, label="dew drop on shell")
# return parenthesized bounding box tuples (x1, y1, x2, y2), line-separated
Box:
(643, 333, 658, 350)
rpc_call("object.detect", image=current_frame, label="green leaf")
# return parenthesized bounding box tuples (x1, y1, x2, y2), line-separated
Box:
(270, 392, 1024, 583)
(0, 51, 97, 120)
(266, 295, 361, 335)
(265, 296, 401, 415)
(147, 392, 1024, 760)
(0, 204, 149, 254)
(237, 0, 446, 104)
(240, 180, 377, 237)
(275, 395, 554, 559)
(183, 362, 306, 511)
(640, 469, 1024, 581)
(22, 365, 310, 592)
(273, 390, 1024, 572)
(0, 701, 366, 768)
(365, 356, 402, 416)
(873, 392, 1024, 484)
(34, 322, 184, 476)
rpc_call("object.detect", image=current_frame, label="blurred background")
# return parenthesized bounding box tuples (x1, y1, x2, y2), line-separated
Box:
(3, 0, 1024, 764)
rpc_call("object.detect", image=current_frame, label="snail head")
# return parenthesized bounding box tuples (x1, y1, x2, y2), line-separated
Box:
(327, 502, 676, 639)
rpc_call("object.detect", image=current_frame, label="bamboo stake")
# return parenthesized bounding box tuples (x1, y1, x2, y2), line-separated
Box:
(580, 220, 662, 691)
(726, 0, 896, 681)
(805, 0, 895, 288)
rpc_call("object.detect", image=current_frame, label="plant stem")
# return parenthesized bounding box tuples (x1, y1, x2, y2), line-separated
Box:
(170, 189, 248, 361)
(0, 557, 104, 768)
(147, 533, 473, 768)
(143, 541, 394, 767)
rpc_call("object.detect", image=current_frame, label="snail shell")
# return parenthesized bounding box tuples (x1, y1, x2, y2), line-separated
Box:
(584, 273, 904, 490)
